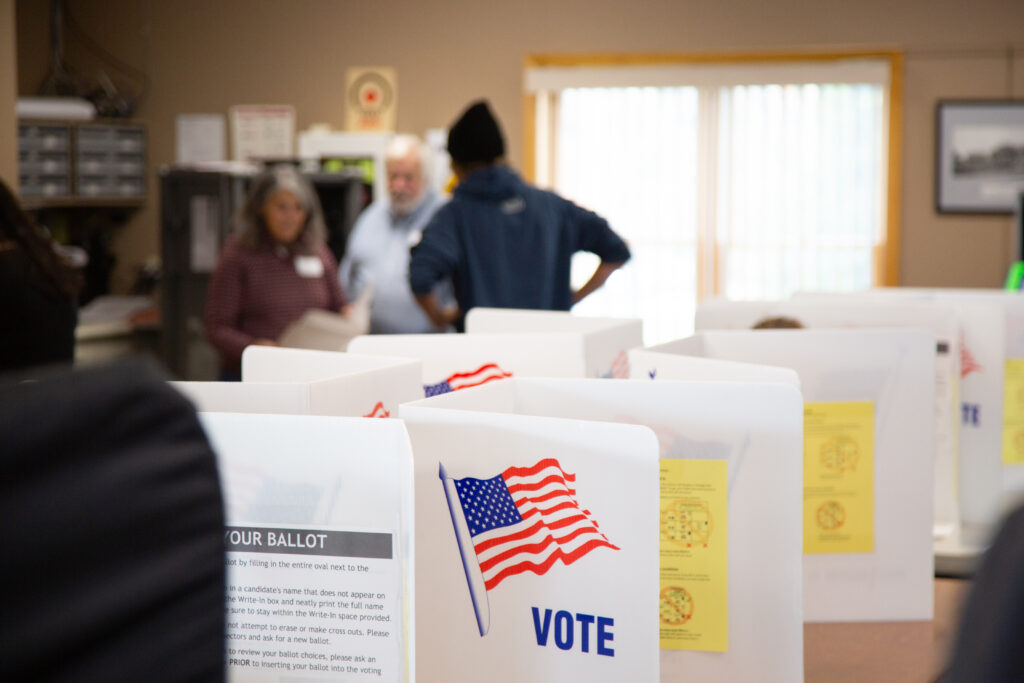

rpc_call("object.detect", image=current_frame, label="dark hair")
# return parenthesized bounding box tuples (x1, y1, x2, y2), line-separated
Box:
(752, 316, 804, 329)
(0, 179, 81, 298)
(236, 166, 326, 255)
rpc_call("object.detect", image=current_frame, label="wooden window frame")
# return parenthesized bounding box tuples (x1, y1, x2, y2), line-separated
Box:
(523, 50, 904, 287)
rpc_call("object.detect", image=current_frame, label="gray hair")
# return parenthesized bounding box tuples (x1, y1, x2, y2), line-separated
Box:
(237, 165, 326, 255)
(385, 134, 431, 184)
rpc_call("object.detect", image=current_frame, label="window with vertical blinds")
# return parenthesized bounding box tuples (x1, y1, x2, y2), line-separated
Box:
(527, 58, 893, 344)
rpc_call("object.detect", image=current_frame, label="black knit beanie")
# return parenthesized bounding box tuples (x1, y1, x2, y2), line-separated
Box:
(447, 100, 506, 164)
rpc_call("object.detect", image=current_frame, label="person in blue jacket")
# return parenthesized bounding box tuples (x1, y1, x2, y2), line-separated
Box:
(408, 99, 630, 330)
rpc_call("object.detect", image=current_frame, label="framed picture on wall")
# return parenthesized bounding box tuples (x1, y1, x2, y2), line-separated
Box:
(936, 100, 1024, 214)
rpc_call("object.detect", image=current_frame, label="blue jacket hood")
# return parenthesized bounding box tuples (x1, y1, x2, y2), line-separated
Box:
(453, 165, 523, 202)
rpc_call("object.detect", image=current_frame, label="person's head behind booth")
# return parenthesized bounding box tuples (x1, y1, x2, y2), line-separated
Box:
(446, 99, 506, 180)
(238, 165, 327, 256)
(752, 316, 804, 330)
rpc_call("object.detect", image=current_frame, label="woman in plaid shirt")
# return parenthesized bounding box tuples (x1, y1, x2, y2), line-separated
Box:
(204, 166, 349, 379)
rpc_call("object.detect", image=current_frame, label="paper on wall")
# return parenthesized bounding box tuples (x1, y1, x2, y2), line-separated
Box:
(176, 113, 227, 164)
(230, 105, 295, 162)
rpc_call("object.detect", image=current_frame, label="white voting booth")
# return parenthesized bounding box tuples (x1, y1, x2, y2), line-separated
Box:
(397, 383, 660, 682)
(644, 329, 936, 622)
(464, 308, 643, 378)
(866, 290, 1024, 518)
(629, 347, 800, 386)
(173, 348, 421, 418)
(694, 299, 961, 541)
(401, 378, 804, 683)
(348, 333, 587, 396)
(796, 289, 1024, 558)
(198, 412, 414, 682)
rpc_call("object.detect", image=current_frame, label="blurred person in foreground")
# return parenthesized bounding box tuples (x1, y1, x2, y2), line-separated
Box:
(409, 99, 630, 331)
(205, 166, 349, 380)
(340, 134, 452, 333)
(0, 178, 81, 373)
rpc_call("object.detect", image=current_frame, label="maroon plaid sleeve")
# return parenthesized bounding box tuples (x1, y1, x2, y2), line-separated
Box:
(204, 239, 256, 366)
(319, 244, 348, 310)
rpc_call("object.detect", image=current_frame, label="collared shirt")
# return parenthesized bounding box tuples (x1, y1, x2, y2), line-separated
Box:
(340, 191, 451, 334)
(205, 235, 347, 374)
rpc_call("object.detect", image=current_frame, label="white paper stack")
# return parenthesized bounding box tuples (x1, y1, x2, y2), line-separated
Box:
(277, 286, 372, 351)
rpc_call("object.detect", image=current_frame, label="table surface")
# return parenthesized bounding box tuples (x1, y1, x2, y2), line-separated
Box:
(804, 578, 970, 682)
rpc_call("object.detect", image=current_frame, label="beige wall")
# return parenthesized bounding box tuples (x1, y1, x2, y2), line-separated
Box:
(15, 0, 1024, 291)
(1, 0, 18, 189)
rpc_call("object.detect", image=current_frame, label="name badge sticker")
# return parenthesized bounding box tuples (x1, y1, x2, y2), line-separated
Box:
(294, 255, 324, 278)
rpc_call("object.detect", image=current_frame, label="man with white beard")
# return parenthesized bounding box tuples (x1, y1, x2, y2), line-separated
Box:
(340, 134, 451, 333)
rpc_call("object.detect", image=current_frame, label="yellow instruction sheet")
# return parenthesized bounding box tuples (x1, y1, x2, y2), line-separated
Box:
(1002, 359, 1024, 464)
(659, 458, 728, 652)
(804, 401, 874, 554)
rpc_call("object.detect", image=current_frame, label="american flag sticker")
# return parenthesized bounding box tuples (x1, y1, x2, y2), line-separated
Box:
(424, 363, 513, 397)
(597, 351, 630, 379)
(363, 401, 390, 418)
(439, 458, 618, 635)
(961, 346, 983, 378)
(610, 350, 630, 379)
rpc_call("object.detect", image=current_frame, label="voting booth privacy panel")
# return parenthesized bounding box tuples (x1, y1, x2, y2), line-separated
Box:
(401, 378, 805, 683)
(464, 308, 643, 379)
(695, 298, 961, 537)
(200, 413, 414, 682)
(629, 346, 801, 386)
(243, 347, 422, 418)
(872, 289, 1024, 525)
(796, 288, 1024, 547)
(172, 348, 421, 419)
(398, 389, 660, 683)
(347, 332, 592, 396)
(658, 329, 936, 622)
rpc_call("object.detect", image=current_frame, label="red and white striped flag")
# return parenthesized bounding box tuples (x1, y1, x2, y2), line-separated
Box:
(445, 458, 617, 591)
(961, 346, 983, 378)
(363, 401, 390, 418)
(610, 350, 630, 379)
(424, 363, 513, 397)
